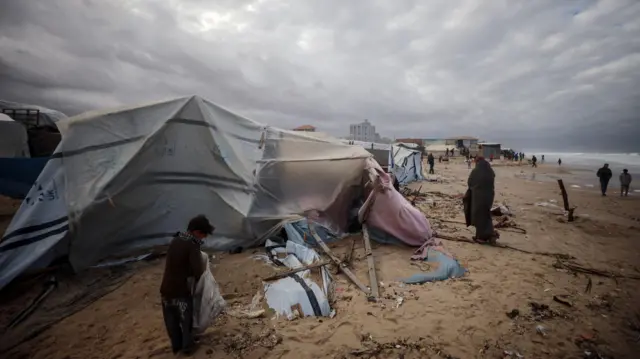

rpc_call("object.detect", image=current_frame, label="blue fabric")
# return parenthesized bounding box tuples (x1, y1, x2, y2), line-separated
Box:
(402, 248, 467, 284)
(0, 157, 49, 198)
(284, 219, 340, 247)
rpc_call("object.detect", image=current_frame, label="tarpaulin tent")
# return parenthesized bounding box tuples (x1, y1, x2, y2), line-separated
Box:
(389, 144, 423, 185)
(0, 113, 30, 158)
(0, 96, 372, 290)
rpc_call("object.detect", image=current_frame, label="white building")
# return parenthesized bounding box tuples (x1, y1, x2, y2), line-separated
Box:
(349, 119, 379, 142)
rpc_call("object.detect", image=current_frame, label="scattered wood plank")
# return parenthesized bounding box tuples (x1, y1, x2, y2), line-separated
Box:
(362, 225, 379, 301)
(309, 226, 370, 295)
(557, 179, 575, 222)
(262, 260, 332, 282)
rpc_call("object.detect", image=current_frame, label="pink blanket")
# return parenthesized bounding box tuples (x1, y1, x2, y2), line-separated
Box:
(360, 167, 434, 247)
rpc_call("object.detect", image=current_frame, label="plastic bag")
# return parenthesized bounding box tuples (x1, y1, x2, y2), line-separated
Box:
(193, 252, 226, 334)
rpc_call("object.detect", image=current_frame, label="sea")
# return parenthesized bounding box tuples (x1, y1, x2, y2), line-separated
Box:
(518, 152, 640, 193)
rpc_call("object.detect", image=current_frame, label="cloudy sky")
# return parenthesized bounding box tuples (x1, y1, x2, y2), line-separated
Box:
(1, 0, 639, 151)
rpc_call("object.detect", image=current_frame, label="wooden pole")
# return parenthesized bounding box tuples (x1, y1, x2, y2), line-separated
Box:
(362, 225, 379, 301)
(557, 179, 575, 221)
(309, 226, 371, 295)
(262, 260, 332, 282)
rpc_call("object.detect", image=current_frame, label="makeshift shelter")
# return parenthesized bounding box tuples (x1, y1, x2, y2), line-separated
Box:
(479, 143, 502, 159)
(0, 96, 373, 290)
(0, 113, 30, 158)
(389, 144, 423, 185)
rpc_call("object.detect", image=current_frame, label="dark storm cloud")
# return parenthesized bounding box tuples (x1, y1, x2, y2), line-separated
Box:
(0, 0, 639, 150)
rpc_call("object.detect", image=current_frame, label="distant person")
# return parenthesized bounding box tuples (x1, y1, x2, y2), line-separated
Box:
(619, 169, 632, 197)
(391, 172, 400, 192)
(464, 157, 499, 244)
(514, 153, 519, 162)
(489, 153, 494, 162)
(596, 163, 613, 196)
(160, 215, 214, 355)
(427, 153, 435, 174)
(531, 155, 537, 168)
(558, 158, 562, 166)
(541, 154, 545, 163)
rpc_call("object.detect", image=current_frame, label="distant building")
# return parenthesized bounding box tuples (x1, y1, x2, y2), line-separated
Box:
(292, 125, 316, 132)
(446, 136, 479, 155)
(349, 119, 379, 142)
(395, 138, 423, 146)
(478, 142, 502, 158)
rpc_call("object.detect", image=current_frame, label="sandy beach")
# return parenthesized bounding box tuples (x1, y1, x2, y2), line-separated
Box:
(2, 158, 639, 359)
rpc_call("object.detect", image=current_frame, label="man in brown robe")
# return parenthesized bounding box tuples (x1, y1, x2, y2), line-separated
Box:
(464, 157, 499, 243)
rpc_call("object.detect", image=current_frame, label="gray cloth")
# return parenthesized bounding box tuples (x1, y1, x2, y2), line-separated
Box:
(162, 297, 195, 354)
(620, 173, 632, 186)
(466, 159, 495, 240)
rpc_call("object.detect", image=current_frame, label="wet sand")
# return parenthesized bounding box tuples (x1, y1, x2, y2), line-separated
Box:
(2, 159, 640, 358)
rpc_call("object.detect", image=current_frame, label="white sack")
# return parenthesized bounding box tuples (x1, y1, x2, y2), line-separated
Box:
(193, 252, 226, 334)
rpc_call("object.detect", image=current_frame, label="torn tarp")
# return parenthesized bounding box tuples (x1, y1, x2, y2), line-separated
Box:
(263, 236, 333, 319)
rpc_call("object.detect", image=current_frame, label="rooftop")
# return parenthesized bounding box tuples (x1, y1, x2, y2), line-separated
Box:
(446, 136, 478, 140)
(292, 124, 316, 131)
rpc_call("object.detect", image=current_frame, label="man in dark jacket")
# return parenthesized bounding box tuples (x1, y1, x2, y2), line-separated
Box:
(463, 157, 499, 244)
(160, 215, 214, 355)
(596, 163, 613, 196)
(427, 153, 435, 174)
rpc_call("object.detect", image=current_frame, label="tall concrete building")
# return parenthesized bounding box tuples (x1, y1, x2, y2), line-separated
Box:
(349, 119, 379, 142)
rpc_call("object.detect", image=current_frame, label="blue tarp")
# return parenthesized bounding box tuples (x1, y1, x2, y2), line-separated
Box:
(402, 247, 467, 284)
(0, 157, 49, 198)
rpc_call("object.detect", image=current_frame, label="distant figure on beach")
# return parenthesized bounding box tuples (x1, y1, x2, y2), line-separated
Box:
(514, 153, 519, 162)
(463, 157, 499, 244)
(541, 154, 545, 163)
(558, 158, 562, 166)
(619, 169, 632, 197)
(596, 163, 613, 196)
(427, 153, 435, 174)
(531, 155, 538, 168)
(466, 155, 472, 169)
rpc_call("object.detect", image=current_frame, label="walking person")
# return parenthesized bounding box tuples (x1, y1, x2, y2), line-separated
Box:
(541, 154, 545, 164)
(558, 158, 562, 166)
(596, 163, 613, 196)
(463, 157, 499, 244)
(427, 153, 435, 174)
(531, 155, 537, 168)
(620, 169, 632, 197)
(160, 215, 214, 355)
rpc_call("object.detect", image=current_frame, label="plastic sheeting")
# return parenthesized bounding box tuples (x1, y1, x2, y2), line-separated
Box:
(359, 164, 434, 247)
(0, 158, 49, 198)
(263, 232, 333, 319)
(0, 96, 372, 290)
(389, 144, 423, 185)
(0, 113, 30, 158)
(0, 100, 67, 130)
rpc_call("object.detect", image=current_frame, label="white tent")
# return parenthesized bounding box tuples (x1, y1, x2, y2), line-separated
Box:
(0, 100, 67, 130)
(389, 144, 423, 185)
(0, 96, 372, 290)
(0, 113, 30, 158)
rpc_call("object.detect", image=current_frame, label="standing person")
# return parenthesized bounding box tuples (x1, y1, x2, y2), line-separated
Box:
(514, 153, 519, 162)
(160, 215, 214, 355)
(531, 155, 537, 168)
(489, 153, 494, 162)
(541, 154, 545, 163)
(619, 169, 632, 197)
(427, 152, 435, 174)
(596, 163, 613, 196)
(463, 157, 499, 244)
(558, 158, 562, 166)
